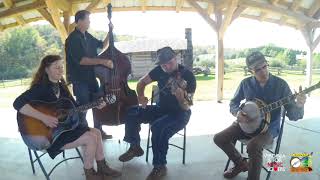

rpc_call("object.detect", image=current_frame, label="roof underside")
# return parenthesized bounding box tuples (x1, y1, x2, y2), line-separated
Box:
(0, 0, 320, 31)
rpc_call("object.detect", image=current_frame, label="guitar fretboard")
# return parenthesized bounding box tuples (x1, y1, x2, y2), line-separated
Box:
(73, 100, 103, 113)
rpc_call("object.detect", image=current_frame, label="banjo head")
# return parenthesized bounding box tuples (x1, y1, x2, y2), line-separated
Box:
(238, 99, 269, 135)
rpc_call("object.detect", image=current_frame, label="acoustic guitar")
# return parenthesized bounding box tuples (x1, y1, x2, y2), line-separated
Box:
(17, 98, 103, 145)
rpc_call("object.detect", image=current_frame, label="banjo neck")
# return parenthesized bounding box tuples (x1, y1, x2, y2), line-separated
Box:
(260, 81, 320, 113)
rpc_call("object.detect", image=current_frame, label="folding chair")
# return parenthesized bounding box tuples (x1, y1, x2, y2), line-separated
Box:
(27, 147, 83, 180)
(145, 85, 187, 164)
(224, 107, 286, 180)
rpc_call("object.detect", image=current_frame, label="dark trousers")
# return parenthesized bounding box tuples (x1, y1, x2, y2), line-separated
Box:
(123, 105, 191, 166)
(214, 122, 273, 180)
(72, 81, 100, 129)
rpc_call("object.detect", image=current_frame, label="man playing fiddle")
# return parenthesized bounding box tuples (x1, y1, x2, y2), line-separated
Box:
(118, 46, 196, 180)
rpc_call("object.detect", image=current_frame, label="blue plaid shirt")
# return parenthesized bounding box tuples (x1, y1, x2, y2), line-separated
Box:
(230, 74, 304, 138)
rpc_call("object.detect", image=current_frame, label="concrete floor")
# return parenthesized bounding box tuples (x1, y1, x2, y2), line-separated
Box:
(1, 99, 320, 180)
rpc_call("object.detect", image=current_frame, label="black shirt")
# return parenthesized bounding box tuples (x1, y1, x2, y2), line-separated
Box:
(65, 28, 103, 83)
(149, 64, 196, 112)
(13, 82, 76, 111)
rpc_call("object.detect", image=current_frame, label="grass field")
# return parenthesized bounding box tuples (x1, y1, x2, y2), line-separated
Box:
(1, 71, 320, 108)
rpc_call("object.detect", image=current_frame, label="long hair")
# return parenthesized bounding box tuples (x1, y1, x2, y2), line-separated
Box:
(30, 55, 73, 98)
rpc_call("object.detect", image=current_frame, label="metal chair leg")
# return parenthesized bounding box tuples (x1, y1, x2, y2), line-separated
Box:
(145, 126, 151, 162)
(224, 159, 231, 172)
(182, 127, 186, 164)
(28, 148, 35, 174)
(75, 148, 83, 163)
(33, 150, 50, 180)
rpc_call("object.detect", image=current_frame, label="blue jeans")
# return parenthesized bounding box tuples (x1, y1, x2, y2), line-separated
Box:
(72, 81, 99, 128)
(123, 105, 191, 166)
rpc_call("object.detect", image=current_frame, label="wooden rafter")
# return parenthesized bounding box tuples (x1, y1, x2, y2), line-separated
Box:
(45, 0, 68, 41)
(269, 0, 280, 5)
(240, 14, 299, 29)
(207, 2, 214, 15)
(3, 0, 27, 25)
(219, 0, 239, 37)
(2, 17, 43, 31)
(231, 6, 246, 22)
(0, 1, 46, 19)
(278, 16, 288, 26)
(240, 0, 317, 24)
(38, 8, 55, 27)
(85, 0, 101, 11)
(307, 0, 320, 17)
(186, 0, 218, 31)
(176, 0, 184, 13)
(53, 0, 71, 11)
(290, 0, 301, 12)
(259, 11, 267, 21)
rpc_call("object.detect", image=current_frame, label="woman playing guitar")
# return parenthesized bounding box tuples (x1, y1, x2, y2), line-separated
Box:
(13, 55, 120, 180)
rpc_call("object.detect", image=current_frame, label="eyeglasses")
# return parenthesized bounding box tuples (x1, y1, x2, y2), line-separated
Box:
(252, 64, 269, 73)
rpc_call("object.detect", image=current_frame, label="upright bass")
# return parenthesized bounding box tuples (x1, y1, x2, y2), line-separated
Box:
(93, 3, 138, 125)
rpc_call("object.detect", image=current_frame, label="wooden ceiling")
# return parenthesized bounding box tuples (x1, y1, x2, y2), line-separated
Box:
(0, 0, 319, 32)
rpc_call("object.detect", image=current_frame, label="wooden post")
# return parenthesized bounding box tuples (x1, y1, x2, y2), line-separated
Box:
(215, 34, 224, 103)
(184, 28, 193, 71)
(306, 46, 313, 87)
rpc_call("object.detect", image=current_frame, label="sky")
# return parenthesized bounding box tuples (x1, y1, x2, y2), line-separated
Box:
(36, 11, 318, 51)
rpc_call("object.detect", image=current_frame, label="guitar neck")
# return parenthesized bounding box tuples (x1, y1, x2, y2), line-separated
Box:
(74, 100, 101, 113)
(261, 83, 319, 113)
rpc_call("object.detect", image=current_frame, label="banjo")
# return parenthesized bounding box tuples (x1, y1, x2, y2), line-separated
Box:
(238, 81, 320, 137)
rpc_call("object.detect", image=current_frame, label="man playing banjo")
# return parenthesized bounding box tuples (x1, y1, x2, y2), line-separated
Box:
(214, 51, 307, 180)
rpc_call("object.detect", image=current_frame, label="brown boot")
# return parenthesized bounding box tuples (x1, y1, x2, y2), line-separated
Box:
(223, 159, 249, 179)
(84, 168, 103, 180)
(118, 145, 144, 162)
(146, 166, 167, 180)
(97, 159, 122, 178)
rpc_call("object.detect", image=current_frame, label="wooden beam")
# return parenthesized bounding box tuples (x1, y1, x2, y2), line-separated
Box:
(3, 0, 13, 8)
(219, 0, 238, 37)
(15, 15, 26, 25)
(91, 6, 195, 13)
(240, 14, 299, 29)
(312, 34, 320, 51)
(53, 0, 71, 11)
(63, 11, 71, 33)
(38, 8, 56, 27)
(307, 0, 320, 17)
(2, 17, 43, 31)
(259, 11, 267, 21)
(240, 0, 317, 24)
(102, 0, 111, 5)
(45, 0, 68, 42)
(231, 6, 246, 22)
(307, 21, 320, 28)
(290, 0, 301, 12)
(3, 0, 27, 25)
(269, 0, 280, 5)
(140, 0, 147, 13)
(207, 2, 214, 15)
(0, 1, 46, 19)
(278, 16, 288, 26)
(85, 0, 101, 12)
(186, 0, 218, 31)
(176, 0, 184, 13)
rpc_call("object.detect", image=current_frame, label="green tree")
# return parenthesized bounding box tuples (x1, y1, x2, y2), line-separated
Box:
(0, 27, 46, 79)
